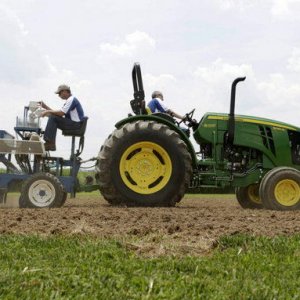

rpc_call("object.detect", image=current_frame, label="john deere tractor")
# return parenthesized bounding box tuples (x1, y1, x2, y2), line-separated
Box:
(97, 63, 300, 210)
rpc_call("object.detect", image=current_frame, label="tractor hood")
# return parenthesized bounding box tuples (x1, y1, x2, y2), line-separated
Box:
(201, 112, 300, 132)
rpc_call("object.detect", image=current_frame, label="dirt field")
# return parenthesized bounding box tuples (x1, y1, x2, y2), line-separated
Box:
(1, 194, 299, 256)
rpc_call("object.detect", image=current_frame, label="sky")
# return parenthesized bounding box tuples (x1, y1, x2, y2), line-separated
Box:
(1, 0, 300, 159)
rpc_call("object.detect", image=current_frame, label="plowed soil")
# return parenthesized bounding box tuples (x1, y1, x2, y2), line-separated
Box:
(1, 194, 299, 256)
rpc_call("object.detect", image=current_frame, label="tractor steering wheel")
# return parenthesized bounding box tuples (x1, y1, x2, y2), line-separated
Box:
(178, 109, 196, 126)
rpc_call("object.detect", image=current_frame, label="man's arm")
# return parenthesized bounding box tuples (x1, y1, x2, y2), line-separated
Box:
(167, 110, 185, 120)
(40, 110, 64, 117)
(39, 101, 52, 110)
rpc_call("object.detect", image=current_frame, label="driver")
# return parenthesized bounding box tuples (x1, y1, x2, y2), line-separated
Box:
(147, 91, 185, 120)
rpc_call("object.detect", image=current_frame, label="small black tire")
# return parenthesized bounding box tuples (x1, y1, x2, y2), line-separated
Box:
(259, 167, 300, 210)
(20, 173, 66, 208)
(19, 195, 27, 208)
(96, 121, 192, 207)
(235, 184, 263, 209)
(61, 192, 68, 206)
(0, 190, 7, 204)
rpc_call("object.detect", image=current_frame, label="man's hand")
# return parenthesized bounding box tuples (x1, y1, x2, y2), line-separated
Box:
(182, 114, 189, 122)
(38, 101, 51, 110)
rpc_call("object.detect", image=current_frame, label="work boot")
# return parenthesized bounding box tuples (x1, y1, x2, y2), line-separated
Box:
(44, 141, 56, 151)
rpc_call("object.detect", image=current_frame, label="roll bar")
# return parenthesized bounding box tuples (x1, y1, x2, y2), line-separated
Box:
(130, 63, 146, 115)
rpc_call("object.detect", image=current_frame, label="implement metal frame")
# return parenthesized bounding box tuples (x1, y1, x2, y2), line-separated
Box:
(0, 123, 98, 204)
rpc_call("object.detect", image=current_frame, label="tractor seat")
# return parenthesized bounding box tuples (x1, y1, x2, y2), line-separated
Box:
(62, 117, 88, 137)
(130, 99, 150, 115)
(62, 117, 88, 157)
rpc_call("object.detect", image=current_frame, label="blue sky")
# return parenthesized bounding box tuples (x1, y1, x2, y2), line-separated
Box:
(1, 0, 300, 158)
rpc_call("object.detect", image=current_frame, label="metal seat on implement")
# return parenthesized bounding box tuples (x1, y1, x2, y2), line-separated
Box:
(62, 117, 88, 157)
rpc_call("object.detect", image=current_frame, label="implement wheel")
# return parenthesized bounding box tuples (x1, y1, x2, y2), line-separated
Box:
(236, 184, 263, 209)
(19, 173, 66, 208)
(259, 167, 300, 210)
(0, 190, 7, 204)
(96, 121, 192, 206)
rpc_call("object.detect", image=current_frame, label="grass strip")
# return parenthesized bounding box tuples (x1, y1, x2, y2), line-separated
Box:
(0, 234, 299, 299)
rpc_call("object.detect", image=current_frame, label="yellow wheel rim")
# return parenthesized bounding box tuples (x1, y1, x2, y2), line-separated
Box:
(247, 184, 261, 204)
(274, 179, 300, 206)
(119, 141, 172, 194)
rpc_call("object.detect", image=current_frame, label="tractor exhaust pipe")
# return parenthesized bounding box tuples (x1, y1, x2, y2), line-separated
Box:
(227, 77, 246, 144)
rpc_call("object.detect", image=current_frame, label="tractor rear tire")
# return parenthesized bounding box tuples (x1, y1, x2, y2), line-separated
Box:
(259, 167, 300, 210)
(19, 173, 66, 208)
(235, 184, 263, 209)
(96, 121, 192, 206)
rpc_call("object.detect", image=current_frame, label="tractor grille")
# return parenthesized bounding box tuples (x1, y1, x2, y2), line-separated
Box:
(259, 126, 275, 155)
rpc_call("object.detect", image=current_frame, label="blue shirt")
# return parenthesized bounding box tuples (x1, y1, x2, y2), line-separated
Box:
(147, 98, 169, 113)
(61, 96, 85, 122)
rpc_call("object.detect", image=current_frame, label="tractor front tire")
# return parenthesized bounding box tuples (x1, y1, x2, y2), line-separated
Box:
(259, 167, 300, 210)
(235, 184, 263, 209)
(19, 173, 66, 208)
(96, 121, 192, 207)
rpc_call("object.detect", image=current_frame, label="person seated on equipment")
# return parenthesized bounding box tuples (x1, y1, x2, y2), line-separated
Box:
(147, 91, 185, 120)
(40, 84, 86, 151)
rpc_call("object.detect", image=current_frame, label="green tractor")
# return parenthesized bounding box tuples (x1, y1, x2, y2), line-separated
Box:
(97, 63, 300, 210)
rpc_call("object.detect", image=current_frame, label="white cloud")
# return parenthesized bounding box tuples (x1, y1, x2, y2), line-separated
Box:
(215, 0, 258, 11)
(144, 73, 177, 92)
(271, 0, 300, 17)
(271, 0, 290, 16)
(192, 59, 256, 113)
(98, 31, 155, 58)
(287, 48, 300, 72)
(191, 59, 300, 125)
(193, 58, 255, 84)
(0, 4, 50, 84)
(255, 73, 300, 125)
(214, 0, 300, 19)
(0, 3, 28, 36)
(258, 74, 300, 106)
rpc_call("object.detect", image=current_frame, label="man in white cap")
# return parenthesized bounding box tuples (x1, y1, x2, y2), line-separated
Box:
(147, 91, 185, 120)
(40, 84, 85, 151)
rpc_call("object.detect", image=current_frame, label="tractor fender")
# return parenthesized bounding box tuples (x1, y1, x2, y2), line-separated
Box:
(115, 115, 197, 167)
